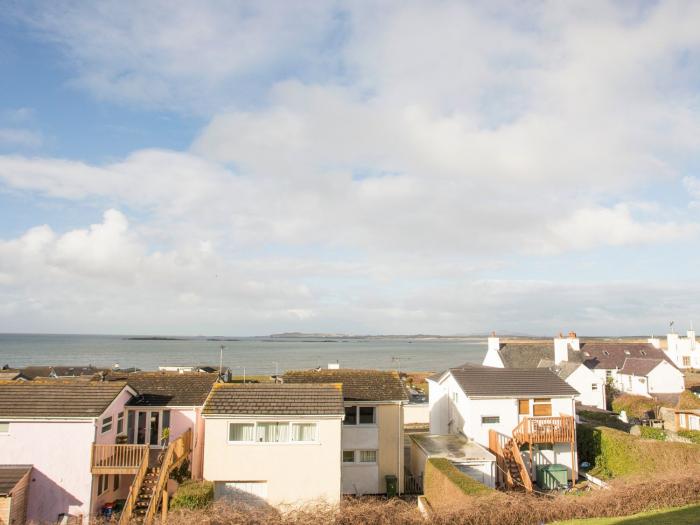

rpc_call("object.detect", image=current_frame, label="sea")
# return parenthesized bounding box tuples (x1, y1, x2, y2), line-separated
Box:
(0, 334, 487, 375)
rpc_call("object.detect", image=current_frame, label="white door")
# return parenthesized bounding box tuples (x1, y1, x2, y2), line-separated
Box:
(215, 481, 268, 504)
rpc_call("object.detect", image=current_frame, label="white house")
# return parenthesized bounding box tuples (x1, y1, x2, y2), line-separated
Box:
(482, 333, 606, 410)
(616, 359, 685, 397)
(202, 383, 344, 508)
(428, 365, 579, 488)
(0, 380, 136, 523)
(283, 368, 408, 496)
(663, 328, 700, 369)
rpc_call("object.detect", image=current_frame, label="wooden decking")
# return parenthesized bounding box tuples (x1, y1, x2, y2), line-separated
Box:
(91, 444, 150, 474)
(513, 416, 576, 445)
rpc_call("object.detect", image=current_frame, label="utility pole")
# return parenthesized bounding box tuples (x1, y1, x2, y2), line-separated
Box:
(219, 345, 225, 380)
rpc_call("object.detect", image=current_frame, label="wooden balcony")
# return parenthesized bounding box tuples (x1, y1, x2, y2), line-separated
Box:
(513, 416, 575, 445)
(91, 444, 149, 474)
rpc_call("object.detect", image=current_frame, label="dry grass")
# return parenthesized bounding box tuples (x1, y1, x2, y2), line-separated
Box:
(161, 469, 700, 525)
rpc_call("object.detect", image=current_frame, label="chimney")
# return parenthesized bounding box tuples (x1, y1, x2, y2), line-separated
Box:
(487, 331, 500, 353)
(554, 333, 569, 365)
(647, 337, 661, 349)
(567, 331, 580, 351)
(688, 325, 696, 351)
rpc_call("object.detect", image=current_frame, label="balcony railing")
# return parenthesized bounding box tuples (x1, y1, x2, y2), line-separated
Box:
(513, 416, 575, 445)
(91, 444, 150, 474)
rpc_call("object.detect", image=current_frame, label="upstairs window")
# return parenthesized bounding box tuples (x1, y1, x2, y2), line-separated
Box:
(229, 423, 254, 442)
(256, 422, 290, 443)
(683, 356, 691, 367)
(116, 412, 124, 434)
(359, 407, 376, 425)
(228, 422, 318, 443)
(344, 406, 376, 425)
(291, 423, 317, 442)
(518, 400, 530, 415)
(101, 416, 113, 434)
(533, 398, 552, 417)
(344, 406, 357, 425)
(592, 383, 599, 391)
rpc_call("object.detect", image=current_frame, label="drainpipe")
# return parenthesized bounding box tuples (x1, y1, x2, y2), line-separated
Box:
(398, 401, 403, 495)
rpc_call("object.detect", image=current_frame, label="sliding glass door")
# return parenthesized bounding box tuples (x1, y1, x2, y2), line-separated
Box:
(127, 409, 171, 447)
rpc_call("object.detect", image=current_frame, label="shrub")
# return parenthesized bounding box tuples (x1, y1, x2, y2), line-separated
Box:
(678, 429, 700, 444)
(612, 394, 658, 419)
(423, 457, 492, 509)
(170, 481, 214, 510)
(640, 426, 666, 441)
(677, 390, 700, 410)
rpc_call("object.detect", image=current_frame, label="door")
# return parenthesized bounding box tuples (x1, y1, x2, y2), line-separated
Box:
(129, 410, 170, 447)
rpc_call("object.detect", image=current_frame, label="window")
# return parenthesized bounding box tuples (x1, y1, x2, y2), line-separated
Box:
(97, 475, 109, 496)
(683, 356, 691, 367)
(256, 422, 290, 443)
(291, 423, 317, 442)
(533, 399, 552, 417)
(344, 406, 357, 425)
(359, 450, 377, 463)
(591, 383, 598, 391)
(0, 422, 9, 434)
(518, 400, 530, 415)
(481, 416, 500, 424)
(116, 412, 124, 435)
(359, 407, 376, 424)
(113, 475, 120, 491)
(451, 392, 459, 403)
(101, 416, 113, 434)
(229, 423, 255, 442)
(605, 370, 612, 378)
(343, 450, 356, 463)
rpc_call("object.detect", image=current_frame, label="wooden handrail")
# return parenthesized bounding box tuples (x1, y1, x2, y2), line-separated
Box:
(91, 444, 148, 472)
(118, 445, 150, 525)
(488, 429, 514, 488)
(513, 416, 575, 445)
(144, 429, 192, 525)
(509, 439, 533, 492)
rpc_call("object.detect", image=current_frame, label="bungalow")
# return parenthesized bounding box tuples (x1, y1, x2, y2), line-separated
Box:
(482, 333, 605, 409)
(202, 383, 344, 507)
(0, 380, 135, 523)
(428, 365, 579, 490)
(283, 368, 408, 495)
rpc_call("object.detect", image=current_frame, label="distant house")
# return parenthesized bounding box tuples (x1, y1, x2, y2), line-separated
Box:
(202, 383, 344, 507)
(428, 365, 579, 490)
(18, 366, 112, 380)
(157, 366, 232, 382)
(125, 371, 218, 479)
(284, 368, 409, 495)
(663, 328, 700, 369)
(482, 332, 606, 409)
(0, 380, 135, 523)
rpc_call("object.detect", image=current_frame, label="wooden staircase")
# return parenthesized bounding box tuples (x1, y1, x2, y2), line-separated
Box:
(132, 467, 161, 523)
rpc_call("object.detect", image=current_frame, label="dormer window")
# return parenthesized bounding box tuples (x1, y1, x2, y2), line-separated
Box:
(603, 350, 610, 356)
(640, 351, 646, 356)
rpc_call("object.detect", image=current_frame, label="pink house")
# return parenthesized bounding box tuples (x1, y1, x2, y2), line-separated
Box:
(0, 380, 135, 523)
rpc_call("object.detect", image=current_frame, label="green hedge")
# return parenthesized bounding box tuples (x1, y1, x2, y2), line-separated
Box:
(611, 394, 657, 419)
(170, 481, 214, 510)
(640, 426, 666, 441)
(426, 457, 492, 495)
(678, 429, 700, 444)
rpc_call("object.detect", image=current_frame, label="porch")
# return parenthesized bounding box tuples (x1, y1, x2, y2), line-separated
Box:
(513, 416, 576, 445)
(91, 444, 149, 474)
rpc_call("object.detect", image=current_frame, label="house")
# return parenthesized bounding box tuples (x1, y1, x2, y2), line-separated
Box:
(0, 380, 135, 523)
(482, 332, 606, 409)
(0, 465, 32, 525)
(663, 328, 700, 369)
(202, 383, 344, 507)
(157, 366, 232, 382)
(428, 365, 579, 490)
(580, 342, 684, 396)
(283, 368, 408, 495)
(124, 371, 218, 479)
(18, 366, 112, 380)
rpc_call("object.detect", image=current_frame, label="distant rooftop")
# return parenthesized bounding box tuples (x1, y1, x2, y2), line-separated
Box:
(283, 368, 409, 402)
(127, 371, 218, 407)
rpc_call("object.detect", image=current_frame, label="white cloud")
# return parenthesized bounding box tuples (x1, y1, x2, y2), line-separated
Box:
(0, 128, 42, 148)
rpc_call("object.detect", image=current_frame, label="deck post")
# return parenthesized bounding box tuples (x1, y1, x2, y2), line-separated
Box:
(161, 488, 168, 523)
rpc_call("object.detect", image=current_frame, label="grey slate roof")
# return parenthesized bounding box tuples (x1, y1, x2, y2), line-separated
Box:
(0, 380, 129, 418)
(619, 358, 665, 376)
(448, 366, 579, 398)
(203, 383, 344, 416)
(579, 343, 675, 370)
(497, 343, 583, 368)
(0, 465, 32, 496)
(283, 369, 409, 402)
(19, 365, 111, 379)
(538, 359, 581, 380)
(127, 372, 217, 407)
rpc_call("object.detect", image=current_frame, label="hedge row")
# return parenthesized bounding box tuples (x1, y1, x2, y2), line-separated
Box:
(678, 429, 700, 444)
(640, 426, 667, 441)
(170, 481, 214, 510)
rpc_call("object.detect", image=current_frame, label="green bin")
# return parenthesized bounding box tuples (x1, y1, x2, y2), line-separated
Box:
(385, 475, 398, 497)
(535, 464, 568, 490)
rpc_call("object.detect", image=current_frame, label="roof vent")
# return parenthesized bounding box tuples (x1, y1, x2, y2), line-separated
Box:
(640, 350, 646, 356)
(624, 350, 631, 355)
(603, 350, 610, 356)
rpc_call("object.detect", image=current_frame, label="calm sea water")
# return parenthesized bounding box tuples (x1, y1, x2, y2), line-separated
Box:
(0, 334, 487, 375)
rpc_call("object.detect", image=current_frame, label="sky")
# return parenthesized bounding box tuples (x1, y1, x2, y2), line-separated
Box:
(0, 1, 700, 336)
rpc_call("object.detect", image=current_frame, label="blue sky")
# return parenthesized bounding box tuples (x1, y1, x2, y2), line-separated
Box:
(0, 1, 700, 336)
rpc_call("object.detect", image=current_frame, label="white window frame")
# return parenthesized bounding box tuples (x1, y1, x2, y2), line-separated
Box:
(343, 449, 378, 465)
(343, 405, 376, 426)
(116, 412, 124, 435)
(101, 416, 113, 434)
(227, 421, 319, 445)
(97, 474, 109, 496)
(342, 450, 356, 463)
(0, 421, 9, 434)
(591, 383, 598, 391)
(481, 416, 500, 425)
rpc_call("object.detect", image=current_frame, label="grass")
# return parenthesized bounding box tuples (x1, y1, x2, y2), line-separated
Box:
(551, 503, 700, 524)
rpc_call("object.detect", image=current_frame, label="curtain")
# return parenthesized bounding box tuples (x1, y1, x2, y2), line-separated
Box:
(359, 450, 377, 463)
(292, 423, 317, 442)
(229, 423, 254, 441)
(257, 422, 290, 442)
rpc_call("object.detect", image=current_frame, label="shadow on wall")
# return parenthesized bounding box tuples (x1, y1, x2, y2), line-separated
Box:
(28, 468, 83, 522)
(215, 487, 276, 513)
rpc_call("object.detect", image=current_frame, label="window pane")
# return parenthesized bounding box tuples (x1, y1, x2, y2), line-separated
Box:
(518, 400, 530, 415)
(116, 412, 124, 434)
(127, 412, 135, 443)
(256, 422, 289, 442)
(344, 406, 357, 425)
(149, 412, 160, 445)
(343, 450, 355, 463)
(229, 423, 254, 441)
(0, 422, 8, 433)
(359, 450, 377, 463)
(291, 423, 317, 442)
(162, 411, 171, 444)
(101, 416, 113, 433)
(481, 416, 499, 424)
(359, 407, 375, 424)
(533, 404, 552, 416)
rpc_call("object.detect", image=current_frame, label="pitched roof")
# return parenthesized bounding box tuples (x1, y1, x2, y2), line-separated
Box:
(446, 366, 579, 398)
(0, 465, 32, 496)
(0, 380, 129, 418)
(619, 358, 665, 376)
(0, 371, 22, 381)
(537, 359, 582, 380)
(283, 369, 408, 401)
(126, 372, 217, 407)
(203, 383, 344, 416)
(19, 366, 110, 379)
(497, 343, 583, 368)
(579, 343, 675, 370)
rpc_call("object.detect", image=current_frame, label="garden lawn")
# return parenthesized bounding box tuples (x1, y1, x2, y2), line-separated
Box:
(552, 503, 700, 524)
